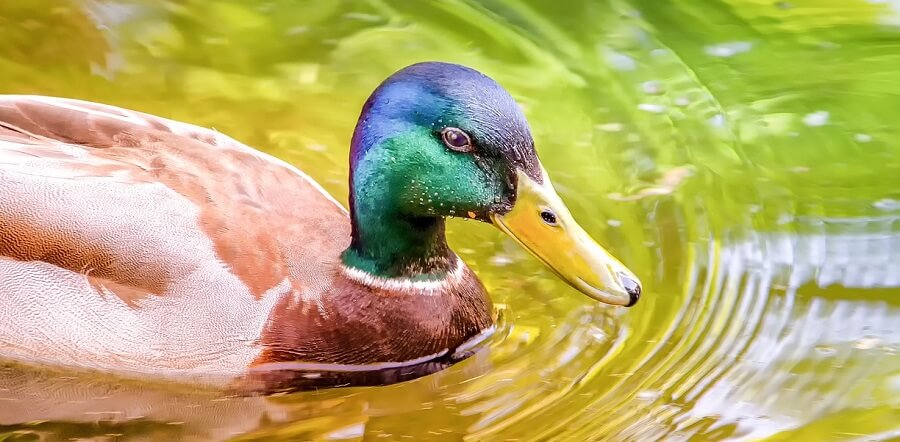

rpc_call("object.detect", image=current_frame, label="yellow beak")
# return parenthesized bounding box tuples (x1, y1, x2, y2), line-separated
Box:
(491, 169, 642, 307)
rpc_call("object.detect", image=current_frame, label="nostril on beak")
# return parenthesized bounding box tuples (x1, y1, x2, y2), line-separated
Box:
(619, 274, 641, 307)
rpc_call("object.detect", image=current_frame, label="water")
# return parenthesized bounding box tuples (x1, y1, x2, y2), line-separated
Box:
(1, 0, 898, 440)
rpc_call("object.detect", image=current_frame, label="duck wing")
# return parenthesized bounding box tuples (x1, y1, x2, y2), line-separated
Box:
(0, 95, 349, 379)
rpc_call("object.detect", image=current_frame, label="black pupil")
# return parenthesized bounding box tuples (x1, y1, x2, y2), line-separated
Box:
(540, 210, 557, 225)
(446, 129, 467, 147)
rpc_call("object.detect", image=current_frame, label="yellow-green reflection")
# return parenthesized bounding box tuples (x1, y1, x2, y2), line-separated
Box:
(1, 0, 899, 440)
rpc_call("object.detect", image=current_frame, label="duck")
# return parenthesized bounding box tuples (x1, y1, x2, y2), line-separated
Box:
(0, 62, 641, 392)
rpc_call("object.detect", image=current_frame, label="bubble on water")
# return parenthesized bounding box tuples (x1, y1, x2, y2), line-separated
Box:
(285, 26, 309, 36)
(873, 198, 900, 211)
(635, 389, 663, 402)
(815, 345, 837, 356)
(596, 122, 624, 132)
(607, 219, 622, 227)
(776, 213, 794, 225)
(327, 423, 366, 440)
(802, 111, 829, 127)
(343, 12, 383, 22)
(641, 80, 664, 95)
(604, 48, 637, 71)
(709, 114, 727, 128)
(589, 326, 608, 341)
(705, 41, 753, 57)
(490, 254, 513, 266)
(854, 336, 881, 350)
(638, 103, 666, 114)
(854, 133, 873, 143)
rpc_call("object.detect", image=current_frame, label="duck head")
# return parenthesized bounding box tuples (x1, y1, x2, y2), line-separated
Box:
(346, 62, 641, 307)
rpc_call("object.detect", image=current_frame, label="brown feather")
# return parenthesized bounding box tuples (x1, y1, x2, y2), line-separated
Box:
(0, 95, 493, 391)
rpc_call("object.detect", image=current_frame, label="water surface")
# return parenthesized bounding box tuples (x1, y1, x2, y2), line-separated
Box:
(0, 0, 898, 440)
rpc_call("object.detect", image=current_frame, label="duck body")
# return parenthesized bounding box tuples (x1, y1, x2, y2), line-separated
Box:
(0, 62, 641, 392)
(0, 95, 491, 390)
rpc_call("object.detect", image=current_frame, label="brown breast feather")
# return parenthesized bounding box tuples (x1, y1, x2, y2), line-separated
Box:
(0, 95, 350, 305)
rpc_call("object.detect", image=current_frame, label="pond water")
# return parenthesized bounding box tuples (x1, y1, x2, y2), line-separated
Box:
(1, 0, 898, 440)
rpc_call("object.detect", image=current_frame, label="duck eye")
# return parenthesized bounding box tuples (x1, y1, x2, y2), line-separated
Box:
(441, 127, 473, 152)
(540, 209, 558, 226)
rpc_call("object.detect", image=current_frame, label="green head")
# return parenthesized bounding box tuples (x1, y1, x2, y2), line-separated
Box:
(344, 62, 642, 307)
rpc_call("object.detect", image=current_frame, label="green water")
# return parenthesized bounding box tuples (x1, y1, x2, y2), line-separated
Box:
(1, 0, 899, 440)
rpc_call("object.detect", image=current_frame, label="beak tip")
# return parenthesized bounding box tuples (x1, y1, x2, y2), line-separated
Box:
(620, 275, 642, 307)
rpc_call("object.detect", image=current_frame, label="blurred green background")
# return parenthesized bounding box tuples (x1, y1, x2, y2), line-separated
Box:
(0, 0, 898, 440)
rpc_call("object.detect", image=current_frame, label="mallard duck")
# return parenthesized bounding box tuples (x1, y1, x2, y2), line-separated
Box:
(0, 62, 640, 392)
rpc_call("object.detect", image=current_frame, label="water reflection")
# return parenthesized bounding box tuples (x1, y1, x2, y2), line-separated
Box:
(0, 0, 898, 440)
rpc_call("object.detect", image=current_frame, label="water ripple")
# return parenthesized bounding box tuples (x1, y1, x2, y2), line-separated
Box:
(1, 0, 898, 440)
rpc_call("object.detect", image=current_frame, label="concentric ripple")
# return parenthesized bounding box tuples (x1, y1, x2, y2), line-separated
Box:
(1, 0, 899, 440)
